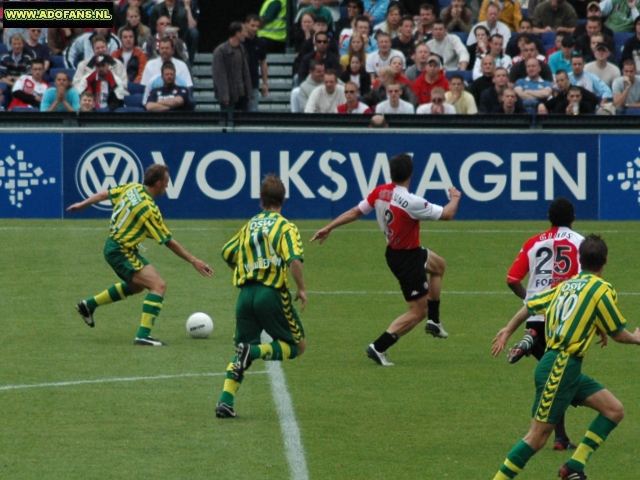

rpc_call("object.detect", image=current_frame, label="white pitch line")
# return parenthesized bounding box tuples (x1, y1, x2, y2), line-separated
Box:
(0, 371, 266, 392)
(262, 332, 309, 480)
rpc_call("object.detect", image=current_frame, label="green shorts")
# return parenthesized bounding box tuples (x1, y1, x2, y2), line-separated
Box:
(532, 349, 604, 424)
(103, 237, 149, 283)
(234, 282, 305, 346)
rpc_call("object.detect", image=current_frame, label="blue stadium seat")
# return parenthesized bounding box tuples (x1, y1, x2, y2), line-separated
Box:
(451, 31, 468, 44)
(521, 8, 528, 18)
(50, 55, 65, 69)
(9, 106, 39, 112)
(0, 82, 8, 110)
(127, 82, 145, 94)
(439, 0, 452, 8)
(614, 32, 634, 46)
(540, 32, 556, 47)
(446, 69, 473, 85)
(48, 68, 76, 83)
(124, 93, 144, 108)
(116, 106, 146, 112)
(0, 43, 7, 55)
(625, 108, 640, 115)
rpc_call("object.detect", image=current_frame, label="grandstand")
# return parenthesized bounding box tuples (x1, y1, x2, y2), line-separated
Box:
(195, 52, 294, 112)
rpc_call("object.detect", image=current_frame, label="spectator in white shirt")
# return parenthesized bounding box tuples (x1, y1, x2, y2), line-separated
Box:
(375, 80, 416, 113)
(417, 87, 457, 113)
(427, 19, 470, 71)
(304, 69, 346, 112)
(365, 32, 405, 82)
(467, 3, 512, 47)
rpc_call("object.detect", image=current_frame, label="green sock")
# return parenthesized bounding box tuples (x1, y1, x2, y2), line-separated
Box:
(251, 341, 299, 361)
(219, 357, 244, 406)
(86, 282, 133, 311)
(137, 293, 163, 338)
(567, 414, 618, 471)
(494, 440, 536, 479)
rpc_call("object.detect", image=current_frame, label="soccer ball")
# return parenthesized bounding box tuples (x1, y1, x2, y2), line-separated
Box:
(186, 312, 214, 338)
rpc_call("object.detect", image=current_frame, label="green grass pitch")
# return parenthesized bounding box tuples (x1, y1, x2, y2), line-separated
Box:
(1, 218, 639, 479)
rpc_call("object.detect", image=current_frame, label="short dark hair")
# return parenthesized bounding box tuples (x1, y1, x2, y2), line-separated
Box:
(548, 197, 575, 227)
(161, 61, 176, 73)
(144, 164, 169, 187)
(245, 13, 260, 23)
(30, 59, 45, 68)
(91, 34, 107, 46)
(348, 0, 365, 13)
(119, 26, 135, 37)
(309, 59, 325, 71)
(579, 234, 608, 272)
(315, 31, 329, 41)
(555, 68, 568, 78)
(314, 16, 328, 26)
(354, 15, 370, 25)
(561, 35, 575, 48)
(390, 153, 413, 183)
(432, 19, 446, 28)
(400, 14, 415, 25)
(449, 73, 464, 82)
(419, 3, 436, 13)
(519, 17, 533, 27)
(586, 15, 603, 25)
(229, 21, 244, 37)
(571, 53, 585, 63)
(260, 174, 286, 208)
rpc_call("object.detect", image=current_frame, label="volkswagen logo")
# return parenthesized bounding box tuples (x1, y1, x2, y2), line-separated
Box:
(75, 143, 144, 211)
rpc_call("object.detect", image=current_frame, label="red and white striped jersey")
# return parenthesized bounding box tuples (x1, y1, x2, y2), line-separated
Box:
(9, 75, 49, 109)
(358, 183, 443, 250)
(507, 226, 584, 321)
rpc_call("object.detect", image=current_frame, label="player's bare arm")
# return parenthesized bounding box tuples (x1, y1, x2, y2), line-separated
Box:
(164, 238, 213, 277)
(611, 327, 640, 345)
(507, 281, 527, 299)
(440, 186, 462, 220)
(310, 205, 364, 244)
(492, 305, 530, 356)
(289, 259, 307, 311)
(66, 191, 110, 211)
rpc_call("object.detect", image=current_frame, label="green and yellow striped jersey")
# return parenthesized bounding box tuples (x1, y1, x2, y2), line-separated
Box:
(108, 183, 172, 250)
(527, 272, 627, 357)
(221, 211, 303, 289)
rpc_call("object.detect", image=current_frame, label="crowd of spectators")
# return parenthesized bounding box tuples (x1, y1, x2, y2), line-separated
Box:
(0, 0, 199, 112)
(1, 0, 639, 115)
(282, 0, 640, 116)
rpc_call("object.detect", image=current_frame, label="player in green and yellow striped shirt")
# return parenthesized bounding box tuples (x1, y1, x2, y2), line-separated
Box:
(216, 174, 307, 419)
(490, 234, 640, 480)
(67, 164, 213, 346)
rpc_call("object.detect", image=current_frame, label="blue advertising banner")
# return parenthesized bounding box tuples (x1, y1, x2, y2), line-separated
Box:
(0, 133, 62, 219)
(599, 135, 640, 220)
(62, 132, 599, 221)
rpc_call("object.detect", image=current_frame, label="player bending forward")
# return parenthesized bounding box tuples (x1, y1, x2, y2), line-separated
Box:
(311, 152, 461, 366)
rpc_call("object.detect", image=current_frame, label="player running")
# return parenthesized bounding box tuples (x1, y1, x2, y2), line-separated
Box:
(505, 197, 584, 450)
(311, 152, 461, 366)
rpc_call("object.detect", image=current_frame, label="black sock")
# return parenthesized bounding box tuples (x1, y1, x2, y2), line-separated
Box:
(428, 299, 440, 323)
(373, 332, 398, 353)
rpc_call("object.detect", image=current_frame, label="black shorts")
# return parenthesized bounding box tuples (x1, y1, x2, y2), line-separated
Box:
(385, 246, 429, 302)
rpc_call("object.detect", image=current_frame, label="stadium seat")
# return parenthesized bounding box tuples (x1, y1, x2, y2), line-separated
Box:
(540, 32, 556, 47)
(50, 55, 65, 69)
(614, 32, 634, 47)
(127, 82, 145, 94)
(124, 93, 144, 108)
(439, 0, 452, 8)
(451, 31, 468, 44)
(115, 107, 146, 112)
(48, 68, 75, 83)
(446, 69, 473, 85)
(0, 43, 7, 55)
(521, 8, 528, 18)
(625, 108, 640, 115)
(9, 106, 39, 112)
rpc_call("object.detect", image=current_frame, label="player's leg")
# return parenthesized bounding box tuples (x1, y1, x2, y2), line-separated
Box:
(129, 264, 167, 345)
(493, 418, 555, 480)
(217, 284, 264, 418)
(75, 239, 143, 328)
(237, 286, 306, 369)
(424, 250, 448, 338)
(559, 381, 623, 479)
(507, 322, 540, 364)
(367, 294, 429, 366)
